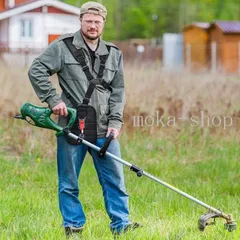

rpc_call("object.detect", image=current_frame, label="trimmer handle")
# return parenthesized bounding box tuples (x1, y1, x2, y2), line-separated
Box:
(16, 102, 76, 135)
(98, 131, 115, 157)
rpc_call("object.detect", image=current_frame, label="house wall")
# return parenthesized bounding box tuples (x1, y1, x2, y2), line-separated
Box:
(0, 18, 9, 47)
(222, 34, 240, 73)
(28, 7, 42, 13)
(8, 11, 79, 50)
(3, 0, 30, 8)
(15, 0, 30, 5)
(4, 0, 15, 8)
(0, 0, 4, 11)
(183, 27, 209, 70)
(48, 6, 75, 15)
(209, 26, 224, 71)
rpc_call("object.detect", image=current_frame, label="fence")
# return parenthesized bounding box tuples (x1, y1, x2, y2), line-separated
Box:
(1, 40, 240, 75)
(0, 40, 163, 66)
(113, 40, 162, 62)
(0, 42, 45, 66)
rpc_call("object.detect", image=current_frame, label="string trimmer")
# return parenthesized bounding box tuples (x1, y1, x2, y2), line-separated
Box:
(14, 102, 237, 232)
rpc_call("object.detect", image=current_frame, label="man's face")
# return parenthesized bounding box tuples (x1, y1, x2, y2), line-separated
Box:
(80, 13, 105, 40)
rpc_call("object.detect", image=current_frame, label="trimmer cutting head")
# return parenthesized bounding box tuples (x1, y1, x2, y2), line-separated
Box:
(225, 220, 237, 232)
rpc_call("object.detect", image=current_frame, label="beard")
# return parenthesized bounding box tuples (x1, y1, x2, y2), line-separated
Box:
(81, 29, 102, 41)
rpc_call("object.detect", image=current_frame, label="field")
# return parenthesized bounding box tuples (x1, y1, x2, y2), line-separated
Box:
(0, 62, 240, 240)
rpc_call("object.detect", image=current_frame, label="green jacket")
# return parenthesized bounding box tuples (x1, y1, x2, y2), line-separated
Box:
(28, 31, 125, 138)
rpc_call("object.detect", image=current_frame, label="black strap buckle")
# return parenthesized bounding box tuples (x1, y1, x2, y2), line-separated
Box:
(99, 79, 112, 92)
(82, 98, 90, 105)
(99, 54, 108, 62)
(77, 55, 85, 62)
(82, 65, 89, 72)
(99, 63, 105, 69)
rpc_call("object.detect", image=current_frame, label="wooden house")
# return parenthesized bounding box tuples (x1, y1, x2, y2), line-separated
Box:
(183, 22, 210, 71)
(209, 21, 240, 73)
(183, 21, 240, 73)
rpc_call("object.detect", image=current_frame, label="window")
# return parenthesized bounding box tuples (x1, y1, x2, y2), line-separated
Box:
(21, 19, 32, 38)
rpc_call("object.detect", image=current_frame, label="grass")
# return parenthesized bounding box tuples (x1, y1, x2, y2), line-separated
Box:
(0, 118, 240, 239)
(0, 63, 240, 239)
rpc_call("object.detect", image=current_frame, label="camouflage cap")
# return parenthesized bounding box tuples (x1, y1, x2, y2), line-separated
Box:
(80, 1, 107, 20)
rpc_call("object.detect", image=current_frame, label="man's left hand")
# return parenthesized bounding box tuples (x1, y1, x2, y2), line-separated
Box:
(106, 128, 119, 139)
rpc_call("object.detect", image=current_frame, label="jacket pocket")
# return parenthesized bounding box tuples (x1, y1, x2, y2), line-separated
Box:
(103, 63, 117, 83)
(65, 54, 80, 63)
(62, 55, 86, 80)
(98, 104, 110, 132)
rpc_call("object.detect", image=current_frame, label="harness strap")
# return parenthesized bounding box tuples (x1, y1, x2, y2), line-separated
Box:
(63, 36, 111, 85)
(77, 48, 94, 81)
(59, 82, 80, 107)
(98, 54, 108, 79)
(62, 37, 112, 107)
(82, 79, 98, 105)
(81, 53, 110, 105)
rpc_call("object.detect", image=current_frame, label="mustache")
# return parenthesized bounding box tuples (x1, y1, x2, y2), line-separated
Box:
(81, 30, 101, 40)
(88, 28, 98, 31)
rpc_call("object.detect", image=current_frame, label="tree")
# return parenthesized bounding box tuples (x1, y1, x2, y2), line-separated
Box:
(62, 0, 240, 41)
(121, 7, 148, 39)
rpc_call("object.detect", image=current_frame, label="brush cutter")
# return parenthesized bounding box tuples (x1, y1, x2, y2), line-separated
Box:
(14, 102, 237, 232)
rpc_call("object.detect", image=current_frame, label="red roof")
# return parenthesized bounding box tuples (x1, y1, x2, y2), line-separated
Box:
(213, 21, 240, 33)
(183, 21, 240, 34)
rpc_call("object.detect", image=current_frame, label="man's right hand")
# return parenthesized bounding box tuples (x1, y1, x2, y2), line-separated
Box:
(52, 102, 68, 117)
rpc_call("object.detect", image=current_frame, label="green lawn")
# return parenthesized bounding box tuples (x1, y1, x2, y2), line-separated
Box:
(0, 120, 240, 239)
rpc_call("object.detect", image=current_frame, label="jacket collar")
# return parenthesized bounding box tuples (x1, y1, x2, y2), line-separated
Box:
(72, 30, 109, 56)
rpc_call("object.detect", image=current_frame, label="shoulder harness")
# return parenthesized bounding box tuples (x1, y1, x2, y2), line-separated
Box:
(62, 36, 112, 107)
(60, 37, 113, 145)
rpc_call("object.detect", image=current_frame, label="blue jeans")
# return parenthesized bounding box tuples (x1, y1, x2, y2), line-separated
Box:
(57, 136, 130, 232)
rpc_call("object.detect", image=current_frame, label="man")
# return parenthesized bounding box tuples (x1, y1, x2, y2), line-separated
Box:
(28, 1, 141, 237)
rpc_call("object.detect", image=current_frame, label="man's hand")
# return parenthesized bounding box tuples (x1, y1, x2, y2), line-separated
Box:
(52, 102, 68, 117)
(106, 128, 119, 139)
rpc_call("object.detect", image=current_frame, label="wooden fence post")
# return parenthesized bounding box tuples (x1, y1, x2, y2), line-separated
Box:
(186, 43, 191, 70)
(211, 41, 217, 73)
(238, 41, 240, 75)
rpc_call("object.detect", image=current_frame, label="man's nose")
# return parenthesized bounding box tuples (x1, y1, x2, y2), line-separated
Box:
(89, 22, 97, 27)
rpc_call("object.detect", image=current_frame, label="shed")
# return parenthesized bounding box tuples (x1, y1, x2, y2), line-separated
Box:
(163, 33, 183, 70)
(209, 21, 240, 73)
(183, 22, 210, 71)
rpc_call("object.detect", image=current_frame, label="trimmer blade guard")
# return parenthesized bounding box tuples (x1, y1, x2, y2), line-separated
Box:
(198, 212, 221, 231)
(198, 212, 237, 232)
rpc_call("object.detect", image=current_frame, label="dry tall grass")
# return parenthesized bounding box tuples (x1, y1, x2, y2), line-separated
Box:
(0, 61, 239, 159)
(124, 61, 240, 115)
(124, 62, 240, 134)
(1, 62, 239, 116)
